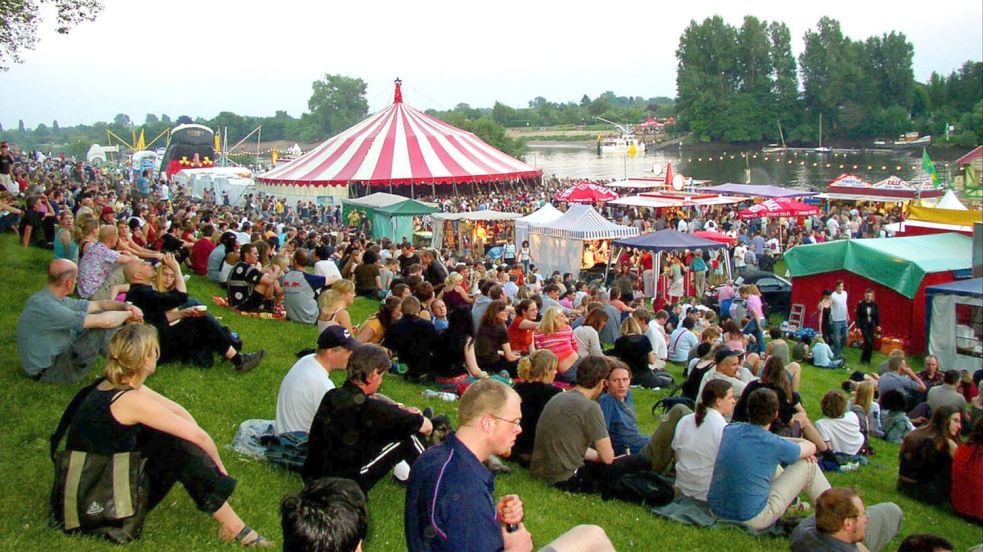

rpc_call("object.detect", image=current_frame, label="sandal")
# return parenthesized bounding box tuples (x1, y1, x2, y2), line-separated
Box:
(232, 525, 273, 548)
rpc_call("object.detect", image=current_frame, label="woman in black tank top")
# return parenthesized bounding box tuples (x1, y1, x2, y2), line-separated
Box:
(64, 324, 271, 547)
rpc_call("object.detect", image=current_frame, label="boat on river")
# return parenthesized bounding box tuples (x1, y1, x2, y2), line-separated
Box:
(827, 173, 944, 200)
(873, 132, 933, 149)
(597, 134, 646, 155)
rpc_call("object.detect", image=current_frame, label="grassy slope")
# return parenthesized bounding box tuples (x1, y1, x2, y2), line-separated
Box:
(0, 234, 977, 551)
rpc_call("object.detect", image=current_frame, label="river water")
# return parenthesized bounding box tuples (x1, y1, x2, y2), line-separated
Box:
(526, 143, 932, 191)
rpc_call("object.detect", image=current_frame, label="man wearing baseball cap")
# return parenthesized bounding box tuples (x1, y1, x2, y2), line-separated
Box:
(267, 326, 360, 470)
(697, 347, 756, 417)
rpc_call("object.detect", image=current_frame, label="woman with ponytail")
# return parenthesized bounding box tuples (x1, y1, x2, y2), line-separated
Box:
(671, 379, 735, 501)
(512, 350, 562, 465)
(64, 324, 272, 547)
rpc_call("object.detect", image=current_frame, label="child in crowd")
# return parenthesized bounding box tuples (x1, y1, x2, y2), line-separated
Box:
(881, 389, 916, 444)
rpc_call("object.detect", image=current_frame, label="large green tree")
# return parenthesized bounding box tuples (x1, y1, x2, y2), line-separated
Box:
(307, 74, 368, 139)
(1, 0, 102, 70)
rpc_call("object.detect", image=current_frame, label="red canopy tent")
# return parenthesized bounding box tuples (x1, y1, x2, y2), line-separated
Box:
(738, 198, 820, 219)
(692, 230, 735, 244)
(553, 182, 620, 204)
(256, 79, 542, 195)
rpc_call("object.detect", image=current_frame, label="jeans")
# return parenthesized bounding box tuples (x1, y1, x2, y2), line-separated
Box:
(831, 320, 849, 358)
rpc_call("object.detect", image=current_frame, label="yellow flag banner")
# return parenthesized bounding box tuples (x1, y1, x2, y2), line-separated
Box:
(907, 204, 983, 226)
(134, 130, 146, 151)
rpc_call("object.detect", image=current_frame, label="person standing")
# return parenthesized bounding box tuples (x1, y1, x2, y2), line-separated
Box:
(855, 289, 880, 366)
(690, 249, 708, 299)
(0, 141, 15, 192)
(830, 280, 849, 359)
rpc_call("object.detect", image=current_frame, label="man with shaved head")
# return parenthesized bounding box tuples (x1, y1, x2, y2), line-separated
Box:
(17, 258, 143, 383)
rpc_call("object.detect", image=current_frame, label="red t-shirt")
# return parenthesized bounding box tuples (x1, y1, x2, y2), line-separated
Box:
(191, 238, 217, 275)
(951, 443, 983, 522)
(508, 315, 533, 355)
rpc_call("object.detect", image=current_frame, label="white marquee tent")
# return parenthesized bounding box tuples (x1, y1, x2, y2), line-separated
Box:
(514, 203, 563, 247)
(926, 278, 983, 373)
(527, 204, 637, 278)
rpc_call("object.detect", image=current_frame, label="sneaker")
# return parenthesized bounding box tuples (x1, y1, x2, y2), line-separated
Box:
(784, 499, 811, 518)
(236, 349, 267, 372)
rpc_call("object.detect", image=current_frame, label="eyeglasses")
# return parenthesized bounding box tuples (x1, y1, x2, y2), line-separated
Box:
(488, 414, 522, 428)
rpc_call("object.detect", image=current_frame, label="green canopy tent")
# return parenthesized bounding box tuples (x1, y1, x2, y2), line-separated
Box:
(342, 193, 439, 242)
(784, 233, 973, 353)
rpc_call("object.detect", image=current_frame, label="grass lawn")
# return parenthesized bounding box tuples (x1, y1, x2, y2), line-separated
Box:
(0, 234, 978, 551)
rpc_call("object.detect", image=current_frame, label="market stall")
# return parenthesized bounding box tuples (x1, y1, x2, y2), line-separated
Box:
(611, 230, 732, 299)
(526, 204, 637, 279)
(431, 210, 522, 255)
(784, 233, 973, 354)
(342, 193, 438, 242)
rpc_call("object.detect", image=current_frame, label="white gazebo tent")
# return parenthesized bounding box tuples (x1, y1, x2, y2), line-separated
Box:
(926, 278, 983, 373)
(514, 203, 563, 247)
(527, 204, 637, 278)
(431, 211, 523, 252)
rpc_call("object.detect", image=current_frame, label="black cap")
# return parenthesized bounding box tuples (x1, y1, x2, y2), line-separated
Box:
(317, 325, 359, 351)
(714, 347, 742, 364)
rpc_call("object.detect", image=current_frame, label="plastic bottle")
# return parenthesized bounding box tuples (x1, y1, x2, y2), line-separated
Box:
(422, 389, 458, 402)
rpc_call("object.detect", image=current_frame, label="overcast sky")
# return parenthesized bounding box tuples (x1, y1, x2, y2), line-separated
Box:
(1, 0, 980, 129)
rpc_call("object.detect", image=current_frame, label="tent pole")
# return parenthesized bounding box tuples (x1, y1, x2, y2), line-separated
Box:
(411, 180, 415, 200)
(603, 244, 618, 288)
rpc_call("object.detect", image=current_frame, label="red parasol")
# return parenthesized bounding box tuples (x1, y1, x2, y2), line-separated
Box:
(692, 230, 735, 244)
(553, 182, 620, 204)
(738, 198, 820, 219)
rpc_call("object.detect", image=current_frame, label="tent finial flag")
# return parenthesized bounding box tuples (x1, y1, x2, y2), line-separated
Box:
(394, 77, 403, 104)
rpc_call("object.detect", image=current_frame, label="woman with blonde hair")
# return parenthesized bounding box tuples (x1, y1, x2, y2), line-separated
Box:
(513, 350, 561, 465)
(850, 380, 883, 438)
(611, 316, 661, 388)
(441, 271, 473, 311)
(63, 324, 272, 547)
(532, 307, 579, 382)
(73, 213, 100, 260)
(317, 279, 356, 334)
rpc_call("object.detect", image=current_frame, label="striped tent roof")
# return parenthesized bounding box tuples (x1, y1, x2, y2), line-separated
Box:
(529, 204, 638, 240)
(257, 80, 541, 187)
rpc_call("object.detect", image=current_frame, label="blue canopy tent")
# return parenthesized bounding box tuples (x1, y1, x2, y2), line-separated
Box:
(610, 230, 732, 294)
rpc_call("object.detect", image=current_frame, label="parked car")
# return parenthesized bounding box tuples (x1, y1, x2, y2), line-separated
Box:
(735, 270, 793, 315)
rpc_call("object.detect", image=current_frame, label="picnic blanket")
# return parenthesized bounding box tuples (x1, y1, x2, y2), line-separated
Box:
(211, 296, 287, 321)
(650, 496, 796, 536)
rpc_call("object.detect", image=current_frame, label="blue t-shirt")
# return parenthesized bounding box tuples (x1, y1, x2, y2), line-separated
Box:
(708, 423, 801, 521)
(599, 392, 650, 455)
(405, 433, 502, 552)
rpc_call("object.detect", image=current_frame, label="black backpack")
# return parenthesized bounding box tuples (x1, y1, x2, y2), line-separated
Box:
(601, 471, 675, 506)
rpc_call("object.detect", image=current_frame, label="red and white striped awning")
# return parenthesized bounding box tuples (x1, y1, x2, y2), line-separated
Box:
(257, 80, 542, 187)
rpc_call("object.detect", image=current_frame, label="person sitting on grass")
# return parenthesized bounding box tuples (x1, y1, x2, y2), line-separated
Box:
(356, 296, 402, 345)
(599, 361, 652, 457)
(227, 242, 283, 312)
(532, 307, 580, 383)
(512, 350, 562, 466)
(792, 333, 813, 363)
(850, 380, 884, 439)
(950, 416, 983, 523)
(897, 535, 954, 552)
(812, 336, 845, 369)
(405, 379, 615, 552)
(64, 323, 272, 548)
(508, 299, 540, 356)
(530, 356, 650, 494)
(815, 390, 865, 456)
(384, 296, 439, 382)
(708, 387, 832, 531)
(123, 254, 266, 372)
(281, 477, 366, 552)
(304, 344, 433, 493)
(317, 279, 356, 335)
(474, 300, 521, 378)
(790, 487, 903, 552)
(765, 327, 790, 367)
(697, 347, 757, 413)
(672, 380, 734, 501)
(609, 317, 665, 389)
(897, 405, 962, 505)
(18, 258, 143, 384)
(880, 389, 916, 444)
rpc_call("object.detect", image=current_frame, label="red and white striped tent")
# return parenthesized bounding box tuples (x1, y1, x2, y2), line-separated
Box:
(256, 80, 541, 200)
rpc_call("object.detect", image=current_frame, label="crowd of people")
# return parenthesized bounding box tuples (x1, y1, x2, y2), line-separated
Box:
(6, 147, 981, 551)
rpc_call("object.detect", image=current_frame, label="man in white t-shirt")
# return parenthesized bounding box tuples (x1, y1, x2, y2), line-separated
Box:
(313, 245, 341, 286)
(275, 326, 360, 436)
(733, 243, 747, 275)
(698, 348, 756, 417)
(646, 310, 669, 369)
(829, 280, 849, 358)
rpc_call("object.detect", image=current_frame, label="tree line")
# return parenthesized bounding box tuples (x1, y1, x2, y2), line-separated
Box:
(675, 15, 981, 146)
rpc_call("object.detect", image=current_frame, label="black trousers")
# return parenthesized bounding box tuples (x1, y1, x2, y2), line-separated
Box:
(860, 325, 876, 364)
(138, 428, 236, 514)
(160, 314, 234, 365)
(353, 434, 426, 494)
(553, 453, 651, 494)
